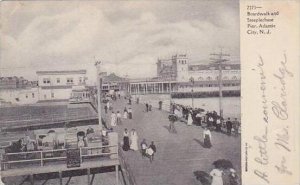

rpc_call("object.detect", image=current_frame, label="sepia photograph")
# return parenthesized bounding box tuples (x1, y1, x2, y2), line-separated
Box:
(0, 1, 241, 185)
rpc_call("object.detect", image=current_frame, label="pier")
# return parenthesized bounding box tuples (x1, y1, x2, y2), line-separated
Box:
(1, 97, 240, 185)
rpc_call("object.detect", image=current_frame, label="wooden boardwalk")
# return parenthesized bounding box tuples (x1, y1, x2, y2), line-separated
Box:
(107, 98, 241, 185)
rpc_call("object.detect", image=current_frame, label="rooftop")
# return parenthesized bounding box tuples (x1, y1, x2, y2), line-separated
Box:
(36, 70, 87, 75)
(189, 63, 240, 71)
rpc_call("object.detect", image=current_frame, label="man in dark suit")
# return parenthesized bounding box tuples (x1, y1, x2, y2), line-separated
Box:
(149, 141, 156, 163)
(226, 118, 233, 136)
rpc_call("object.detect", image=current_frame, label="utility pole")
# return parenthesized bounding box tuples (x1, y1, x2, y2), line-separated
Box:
(210, 49, 230, 118)
(94, 59, 102, 130)
(189, 77, 194, 109)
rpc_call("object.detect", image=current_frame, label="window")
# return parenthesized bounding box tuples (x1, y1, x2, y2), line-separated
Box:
(51, 93, 54, 98)
(44, 94, 47, 99)
(57, 78, 60, 83)
(32, 93, 34, 98)
(26, 94, 28, 99)
(232, 76, 238, 80)
(206, 76, 212, 81)
(43, 78, 50, 84)
(67, 78, 73, 84)
(79, 77, 83, 83)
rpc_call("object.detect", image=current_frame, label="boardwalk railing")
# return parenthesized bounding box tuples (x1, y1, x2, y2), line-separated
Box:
(1, 145, 118, 171)
(118, 146, 137, 185)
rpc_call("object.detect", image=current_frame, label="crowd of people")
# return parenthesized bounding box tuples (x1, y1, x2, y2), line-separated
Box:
(104, 93, 240, 182)
(103, 94, 157, 163)
(209, 167, 239, 185)
(171, 103, 241, 136)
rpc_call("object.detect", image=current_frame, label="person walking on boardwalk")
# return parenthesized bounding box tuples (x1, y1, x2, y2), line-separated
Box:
(107, 101, 110, 111)
(226, 118, 233, 136)
(187, 112, 193, 126)
(130, 129, 138, 151)
(110, 111, 117, 127)
(216, 117, 222, 132)
(208, 115, 213, 128)
(122, 128, 130, 151)
(229, 168, 239, 185)
(210, 167, 223, 185)
(158, 101, 162, 110)
(117, 111, 122, 125)
(203, 127, 212, 148)
(128, 107, 133, 119)
(168, 114, 177, 133)
(104, 104, 108, 114)
(140, 139, 148, 158)
(123, 107, 128, 119)
(195, 111, 202, 126)
(145, 103, 149, 112)
(149, 141, 156, 163)
(232, 118, 240, 137)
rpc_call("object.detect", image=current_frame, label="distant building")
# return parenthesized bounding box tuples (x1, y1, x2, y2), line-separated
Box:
(0, 76, 37, 89)
(157, 54, 240, 83)
(36, 70, 87, 101)
(127, 54, 241, 95)
(157, 54, 189, 82)
(101, 73, 129, 94)
(0, 77, 39, 105)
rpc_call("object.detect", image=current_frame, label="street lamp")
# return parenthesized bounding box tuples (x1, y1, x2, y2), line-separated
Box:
(94, 60, 102, 130)
(189, 77, 194, 109)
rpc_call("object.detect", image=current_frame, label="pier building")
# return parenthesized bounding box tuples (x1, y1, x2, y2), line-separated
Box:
(36, 70, 88, 101)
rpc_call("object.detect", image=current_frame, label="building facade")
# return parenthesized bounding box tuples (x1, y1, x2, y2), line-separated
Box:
(101, 73, 129, 94)
(126, 54, 241, 95)
(36, 70, 87, 101)
(0, 77, 39, 105)
(157, 54, 189, 81)
(157, 54, 240, 83)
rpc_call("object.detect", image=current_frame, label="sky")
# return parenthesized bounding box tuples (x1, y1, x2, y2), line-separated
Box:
(0, 0, 240, 85)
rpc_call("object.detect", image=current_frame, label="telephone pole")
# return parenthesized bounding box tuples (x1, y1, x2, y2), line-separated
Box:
(189, 77, 195, 109)
(210, 49, 230, 118)
(94, 59, 103, 130)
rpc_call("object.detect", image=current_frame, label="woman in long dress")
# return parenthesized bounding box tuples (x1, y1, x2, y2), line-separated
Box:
(111, 112, 117, 127)
(187, 112, 193, 126)
(128, 107, 133, 119)
(203, 127, 212, 148)
(123, 107, 128, 119)
(210, 168, 223, 185)
(130, 129, 139, 151)
(122, 129, 130, 151)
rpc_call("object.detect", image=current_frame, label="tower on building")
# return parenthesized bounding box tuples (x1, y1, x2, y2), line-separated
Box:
(173, 54, 189, 82)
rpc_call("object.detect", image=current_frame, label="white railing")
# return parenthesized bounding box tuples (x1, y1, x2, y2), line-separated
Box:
(1, 145, 118, 171)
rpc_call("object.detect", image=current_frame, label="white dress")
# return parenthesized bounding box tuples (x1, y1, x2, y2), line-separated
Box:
(187, 113, 193, 126)
(130, 132, 139, 151)
(123, 111, 128, 119)
(210, 168, 223, 185)
(111, 113, 117, 126)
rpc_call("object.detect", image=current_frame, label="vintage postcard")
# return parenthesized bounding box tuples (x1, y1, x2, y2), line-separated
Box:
(0, 0, 298, 185)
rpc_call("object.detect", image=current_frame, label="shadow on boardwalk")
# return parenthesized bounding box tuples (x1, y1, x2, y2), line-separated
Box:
(193, 138, 205, 148)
